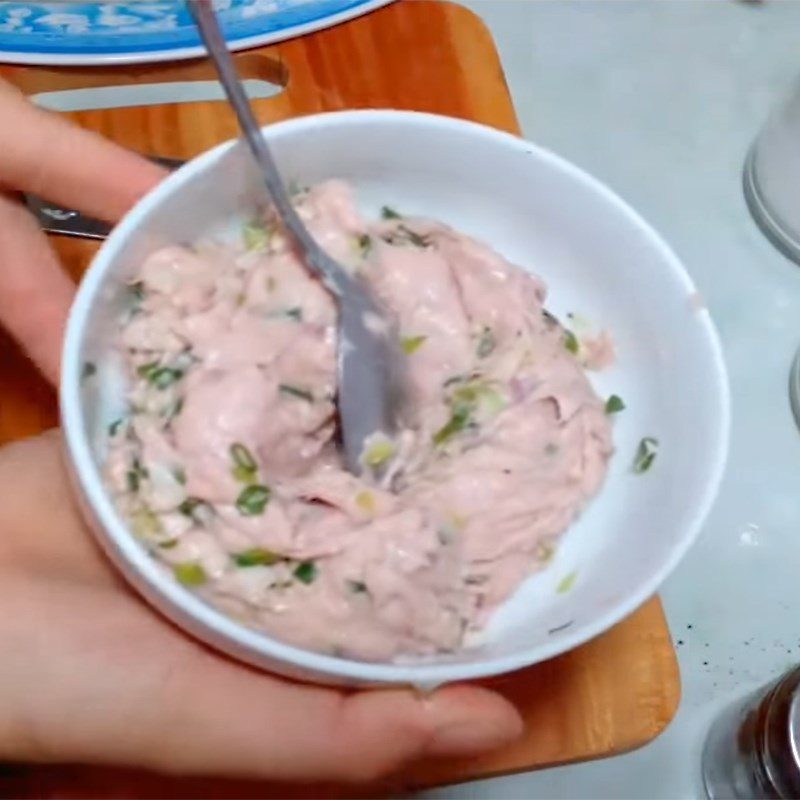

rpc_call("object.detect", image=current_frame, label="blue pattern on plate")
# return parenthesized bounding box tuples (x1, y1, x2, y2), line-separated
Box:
(0, 0, 369, 55)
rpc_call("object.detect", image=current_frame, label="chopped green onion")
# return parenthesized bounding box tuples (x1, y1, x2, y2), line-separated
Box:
(158, 539, 178, 550)
(293, 561, 317, 584)
(363, 439, 396, 468)
(243, 219, 272, 251)
(382, 224, 431, 248)
(81, 361, 97, 382)
(399, 225, 430, 248)
(172, 466, 186, 485)
(476, 327, 496, 358)
(542, 309, 559, 328)
(138, 362, 183, 389)
(127, 471, 139, 493)
(632, 437, 659, 474)
(179, 497, 203, 516)
(128, 281, 145, 303)
(236, 484, 271, 516)
(605, 395, 625, 414)
(563, 330, 580, 355)
(137, 361, 159, 379)
(557, 571, 577, 594)
(356, 233, 372, 257)
(355, 490, 376, 513)
(538, 542, 555, 564)
(347, 580, 368, 594)
(381, 205, 402, 219)
(433, 405, 472, 446)
(151, 367, 183, 389)
(173, 562, 207, 586)
(283, 306, 303, 322)
(126, 458, 148, 493)
(165, 397, 184, 422)
(233, 548, 281, 567)
(401, 335, 427, 355)
(131, 507, 161, 538)
(230, 442, 258, 484)
(279, 384, 314, 402)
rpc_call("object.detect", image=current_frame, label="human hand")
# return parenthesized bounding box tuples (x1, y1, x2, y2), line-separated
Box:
(0, 432, 523, 781)
(0, 78, 166, 384)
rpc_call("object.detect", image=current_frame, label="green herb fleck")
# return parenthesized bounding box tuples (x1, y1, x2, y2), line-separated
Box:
(293, 561, 318, 584)
(128, 281, 145, 304)
(282, 306, 303, 322)
(151, 367, 183, 389)
(81, 361, 97, 382)
(476, 327, 496, 358)
(137, 361, 159, 379)
(131, 507, 160, 538)
(233, 548, 281, 567)
(557, 571, 578, 594)
(542, 309, 559, 328)
(563, 329, 580, 355)
(401, 335, 427, 355)
(279, 384, 314, 402)
(165, 397, 184, 421)
(108, 418, 124, 437)
(235, 484, 271, 516)
(230, 442, 258, 483)
(605, 395, 625, 414)
(632, 437, 659, 474)
(347, 580, 368, 594)
(158, 539, 178, 550)
(243, 219, 272, 251)
(399, 225, 430, 248)
(172, 466, 186, 485)
(363, 439, 396, 468)
(381, 205, 402, 219)
(382, 224, 431, 248)
(138, 362, 183, 389)
(538, 542, 555, 564)
(173, 562, 207, 586)
(356, 233, 372, 257)
(179, 497, 203, 516)
(126, 458, 148, 492)
(433, 405, 472, 446)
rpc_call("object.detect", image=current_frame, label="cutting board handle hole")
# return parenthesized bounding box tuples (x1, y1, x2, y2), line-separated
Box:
(16, 51, 288, 112)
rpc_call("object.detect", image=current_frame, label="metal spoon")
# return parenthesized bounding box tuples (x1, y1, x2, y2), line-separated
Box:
(189, 0, 405, 475)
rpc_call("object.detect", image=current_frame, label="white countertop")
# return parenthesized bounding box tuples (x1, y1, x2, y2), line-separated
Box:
(422, 1, 800, 797)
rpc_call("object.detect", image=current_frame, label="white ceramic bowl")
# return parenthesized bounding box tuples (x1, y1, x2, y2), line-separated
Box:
(61, 110, 729, 688)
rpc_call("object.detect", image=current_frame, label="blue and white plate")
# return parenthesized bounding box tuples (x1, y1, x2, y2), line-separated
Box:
(0, 0, 391, 66)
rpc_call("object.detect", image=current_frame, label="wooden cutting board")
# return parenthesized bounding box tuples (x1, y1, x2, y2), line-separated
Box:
(0, 2, 680, 795)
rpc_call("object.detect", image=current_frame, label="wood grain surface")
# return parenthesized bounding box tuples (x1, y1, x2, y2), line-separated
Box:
(0, 1, 680, 794)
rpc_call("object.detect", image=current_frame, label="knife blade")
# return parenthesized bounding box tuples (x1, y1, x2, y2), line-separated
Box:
(26, 155, 184, 240)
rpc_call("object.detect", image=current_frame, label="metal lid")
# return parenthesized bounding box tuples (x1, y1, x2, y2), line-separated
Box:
(760, 667, 800, 798)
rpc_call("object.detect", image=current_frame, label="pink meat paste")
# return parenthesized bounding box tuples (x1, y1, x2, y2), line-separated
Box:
(106, 180, 613, 661)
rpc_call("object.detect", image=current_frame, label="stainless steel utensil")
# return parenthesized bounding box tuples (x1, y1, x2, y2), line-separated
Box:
(27, 155, 183, 239)
(189, 0, 405, 476)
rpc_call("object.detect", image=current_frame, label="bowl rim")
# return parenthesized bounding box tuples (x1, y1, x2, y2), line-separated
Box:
(61, 108, 731, 685)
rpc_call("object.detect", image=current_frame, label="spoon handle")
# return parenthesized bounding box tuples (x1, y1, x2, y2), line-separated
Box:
(188, 0, 350, 295)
